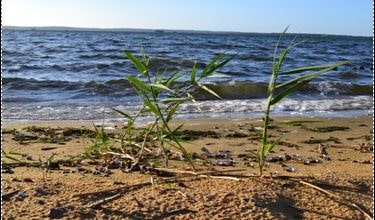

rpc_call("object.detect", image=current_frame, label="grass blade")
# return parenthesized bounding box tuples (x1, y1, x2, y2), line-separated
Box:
(279, 61, 349, 75)
(271, 78, 313, 105)
(127, 76, 151, 92)
(111, 108, 133, 120)
(159, 97, 191, 103)
(275, 62, 347, 91)
(143, 97, 160, 116)
(198, 83, 222, 99)
(125, 51, 148, 76)
(149, 83, 175, 94)
(166, 102, 182, 122)
(200, 54, 234, 78)
(165, 71, 185, 87)
(264, 137, 282, 155)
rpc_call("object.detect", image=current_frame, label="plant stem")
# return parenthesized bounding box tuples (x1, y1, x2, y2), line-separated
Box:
(134, 120, 158, 166)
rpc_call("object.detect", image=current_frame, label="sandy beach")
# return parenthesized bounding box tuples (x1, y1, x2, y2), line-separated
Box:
(1, 116, 373, 219)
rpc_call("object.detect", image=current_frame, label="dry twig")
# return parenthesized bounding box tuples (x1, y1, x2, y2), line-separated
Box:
(299, 180, 373, 220)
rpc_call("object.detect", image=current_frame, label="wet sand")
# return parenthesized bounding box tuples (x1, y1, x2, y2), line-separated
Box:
(1, 116, 373, 219)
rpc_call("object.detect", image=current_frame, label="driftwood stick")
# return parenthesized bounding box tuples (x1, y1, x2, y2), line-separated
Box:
(75, 169, 245, 199)
(207, 175, 240, 181)
(152, 168, 247, 176)
(85, 192, 123, 208)
(105, 151, 135, 161)
(73, 182, 151, 198)
(299, 180, 373, 220)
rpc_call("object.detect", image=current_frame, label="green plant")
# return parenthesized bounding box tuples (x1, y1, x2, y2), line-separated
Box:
(257, 27, 349, 176)
(113, 51, 233, 170)
(83, 123, 112, 159)
(1, 149, 26, 163)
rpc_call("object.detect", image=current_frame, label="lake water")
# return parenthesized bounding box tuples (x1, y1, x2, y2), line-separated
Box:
(2, 29, 373, 121)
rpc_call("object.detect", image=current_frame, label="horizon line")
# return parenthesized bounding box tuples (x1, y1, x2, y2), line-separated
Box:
(3, 25, 371, 38)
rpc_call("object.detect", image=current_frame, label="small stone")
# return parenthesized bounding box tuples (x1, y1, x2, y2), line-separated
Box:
(12, 177, 21, 182)
(16, 191, 27, 201)
(36, 199, 45, 205)
(285, 154, 292, 161)
(285, 166, 295, 172)
(113, 180, 124, 185)
(48, 207, 68, 219)
(35, 188, 48, 196)
(23, 178, 34, 183)
(26, 156, 33, 160)
(2, 167, 14, 174)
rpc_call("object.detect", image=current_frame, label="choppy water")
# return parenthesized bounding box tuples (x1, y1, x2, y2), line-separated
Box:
(2, 29, 373, 121)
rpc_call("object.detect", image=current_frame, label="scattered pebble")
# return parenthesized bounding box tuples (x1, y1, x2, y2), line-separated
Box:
(2, 167, 14, 174)
(284, 154, 292, 161)
(36, 199, 45, 205)
(16, 191, 27, 201)
(12, 177, 21, 182)
(35, 188, 48, 196)
(244, 162, 254, 168)
(213, 160, 236, 166)
(23, 178, 34, 183)
(41, 146, 58, 151)
(113, 180, 124, 185)
(48, 207, 68, 219)
(285, 166, 296, 172)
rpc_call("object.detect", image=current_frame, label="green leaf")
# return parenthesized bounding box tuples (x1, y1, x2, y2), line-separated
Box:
(165, 70, 185, 87)
(271, 77, 313, 105)
(127, 76, 151, 92)
(200, 54, 234, 78)
(111, 108, 133, 120)
(198, 83, 221, 99)
(273, 46, 291, 75)
(159, 97, 191, 103)
(170, 124, 184, 136)
(149, 83, 175, 93)
(269, 47, 291, 93)
(3, 154, 22, 163)
(264, 137, 282, 155)
(165, 101, 184, 122)
(279, 61, 349, 75)
(275, 62, 345, 91)
(125, 51, 148, 76)
(272, 25, 290, 65)
(143, 97, 160, 116)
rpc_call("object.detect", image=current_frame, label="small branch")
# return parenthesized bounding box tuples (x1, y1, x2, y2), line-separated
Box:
(105, 151, 135, 161)
(177, 190, 188, 198)
(84, 192, 123, 208)
(208, 175, 240, 181)
(152, 168, 247, 176)
(133, 121, 157, 166)
(299, 180, 373, 220)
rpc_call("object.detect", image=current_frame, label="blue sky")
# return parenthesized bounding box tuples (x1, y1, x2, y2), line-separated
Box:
(3, 0, 372, 36)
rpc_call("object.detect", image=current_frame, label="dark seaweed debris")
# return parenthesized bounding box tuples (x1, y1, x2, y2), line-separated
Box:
(176, 130, 221, 140)
(304, 126, 350, 133)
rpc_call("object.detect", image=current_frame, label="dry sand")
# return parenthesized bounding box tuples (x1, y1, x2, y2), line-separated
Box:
(1, 116, 373, 219)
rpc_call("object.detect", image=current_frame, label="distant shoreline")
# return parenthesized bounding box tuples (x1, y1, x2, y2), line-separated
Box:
(3, 25, 370, 38)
